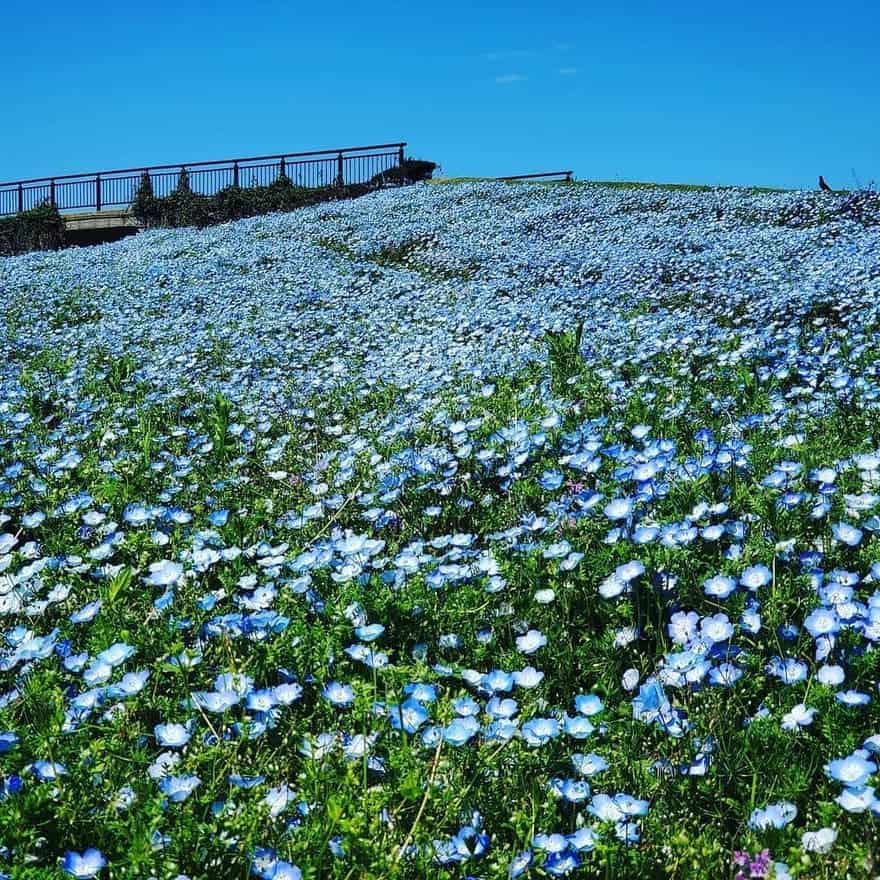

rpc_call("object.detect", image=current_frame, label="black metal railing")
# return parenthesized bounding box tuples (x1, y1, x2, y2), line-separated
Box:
(0, 142, 407, 216)
(498, 171, 573, 182)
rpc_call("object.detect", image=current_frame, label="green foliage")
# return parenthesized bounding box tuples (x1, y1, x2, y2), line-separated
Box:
(544, 320, 585, 390)
(131, 171, 159, 227)
(0, 203, 66, 255)
(133, 174, 376, 229)
(371, 157, 440, 187)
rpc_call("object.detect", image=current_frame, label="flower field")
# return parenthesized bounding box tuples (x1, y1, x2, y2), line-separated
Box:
(1, 180, 880, 879)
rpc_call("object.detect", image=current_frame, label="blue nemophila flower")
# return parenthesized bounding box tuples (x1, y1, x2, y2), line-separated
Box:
(521, 717, 561, 747)
(191, 690, 240, 713)
(229, 774, 266, 789)
(145, 560, 184, 587)
(801, 827, 838, 853)
(560, 551, 584, 570)
(264, 863, 302, 880)
(668, 610, 699, 645)
(443, 716, 480, 746)
(817, 664, 845, 686)
(597, 573, 626, 599)
(62, 849, 107, 878)
(765, 656, 808, 685)
(70, 600, 101, 624)
(572, 752, 609, 776)
(159, 774, 201, 802)
(0, 732, 18, 752)
(704, 575, 737, 599)
(603, 498, 633, 520)
(781, 703, 817, 730)
(246, 690, 279, 712)
(550, 777, 591, 803)
(322, 682, 354, 707)
(708, 663, 743, 687)
(748, 801, 797, 830)
(97, 643, 135, 667)
(354, 623, 385, 642)
(700, 613, 734, 643)
(543, 541, 571, 560)
(155, 722, 192, 748)
(31, 760, 67, 781)
(574, 694, 604, 716)
(836, 690, 871, 706)
(804, 607, 840, 638)
(433, 814, 489, 865)
(486, 696, 517, 718)
(515, 629, 547, 654)
(264, 783, 296, 817)
(832, 522, 863, 547)
(826, 751, 877, 787)
(513, 666, 544, 688)
(509, 850, 533, 878)
(538, 470, 564, 491)
(835, 785, 880, 813)
(563, 714, 595, 739)
(403, 683, 437, 702)
(389, 699, 430, 733)
(532, 833, 569, 853)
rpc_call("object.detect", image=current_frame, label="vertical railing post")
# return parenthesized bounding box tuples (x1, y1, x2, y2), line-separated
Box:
(398, 144, 405, 168)
(233, 161, 239, 187)
(336, 152, 344, 187)
(95, 174, 102, 211)
(49, 179, 56, 207)
(17, 183, 23, 213)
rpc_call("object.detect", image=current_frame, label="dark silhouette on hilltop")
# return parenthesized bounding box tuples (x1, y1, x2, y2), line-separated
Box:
(819, 175, 833, 192)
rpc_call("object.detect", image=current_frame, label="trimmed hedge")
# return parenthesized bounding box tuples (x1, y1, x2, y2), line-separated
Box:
(132, 158, 439, 229)
(0, 156, 442, 255)
(133, 175, 377, 229)
(0, 204, 66, 256)
(369, 158, 439, 187)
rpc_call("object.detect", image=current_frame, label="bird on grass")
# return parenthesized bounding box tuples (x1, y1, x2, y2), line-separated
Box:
(819, 175, 833, 192)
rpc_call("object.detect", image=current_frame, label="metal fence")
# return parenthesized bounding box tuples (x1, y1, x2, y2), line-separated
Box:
(0, 143, 406, 216)
(498, 171, 573, 182)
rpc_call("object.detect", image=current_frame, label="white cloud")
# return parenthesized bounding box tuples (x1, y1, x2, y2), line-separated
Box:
(495, 73, 527, 84)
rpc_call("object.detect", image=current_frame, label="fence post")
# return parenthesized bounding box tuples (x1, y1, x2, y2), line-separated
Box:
(335, 152, 344, 187)
(49, 179, 56, 207)
(279, 157, 286, 180)
(233, 162, 239, 187)
(95, 174, 102, 211)
(17, 183, 23, 213)
(398, 144, 405, 168)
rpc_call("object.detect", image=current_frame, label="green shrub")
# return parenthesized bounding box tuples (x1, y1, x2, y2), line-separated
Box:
(129, 156, 440, 230)
(0, 203, 66, 255)
(370, 157, 439, 187)
(131, 171, 159, 227)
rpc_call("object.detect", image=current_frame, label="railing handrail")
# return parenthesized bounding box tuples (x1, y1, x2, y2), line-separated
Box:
(0, 142, 407, 188)
(498, 171, 573, 181)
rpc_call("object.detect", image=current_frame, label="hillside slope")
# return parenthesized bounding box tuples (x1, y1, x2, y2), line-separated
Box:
(1, 183, 880, 879)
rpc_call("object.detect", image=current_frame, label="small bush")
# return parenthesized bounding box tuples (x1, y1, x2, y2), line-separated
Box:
(135, 174, 378, 229)
(130, 156, 441, 231)
(0, 203, 66, 255)
(370, 157, 439, 187)
(131, 171, 159, 227)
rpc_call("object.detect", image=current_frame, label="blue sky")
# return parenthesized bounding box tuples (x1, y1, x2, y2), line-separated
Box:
(4, 0, 878, 189)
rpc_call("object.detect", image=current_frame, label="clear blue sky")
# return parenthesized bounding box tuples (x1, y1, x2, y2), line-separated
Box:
(4, 0, 878, 189)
